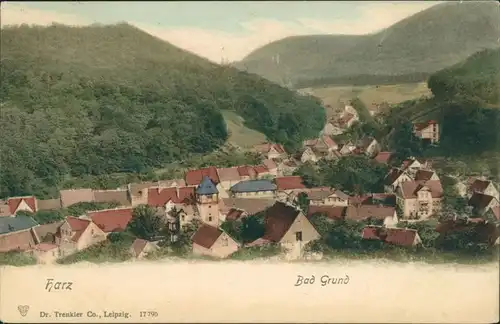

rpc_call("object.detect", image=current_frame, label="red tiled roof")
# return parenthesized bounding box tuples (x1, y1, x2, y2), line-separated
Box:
(346, 205, 395, 221)
(349, 195, 372, 205)
(88, 208, 133, 233)
(468, 193, 496, 210)
(217, 167, 241, 182)
(362, 226, 419, 247)
(385, 228, 419, 247)
(469, 179, 492, 193)
(253, 143, 285, 154)
(399, 180, 443, 199)
(384, 168, 405, 186)
(246, 237, 271, 247)
(65, 216, 92, 242)
(414, 120, 437, 131)
(225, 208, 246, 221)
(192, 224, 223, 249)
(275, 176, 306, 191)
(131, 238, 148, 257)
(66, 216, 91, 232)
(237, 165, 257, 177)
(7, 196, 37, 214)
(148, 187, 177, 207)
(262, 159, 277, 170)
(147, 187, 196, 207)
(307, 205, 346, 220)
(374, 152, 393, 164)
(262, 202, 301, 242)
(436, 220, 500, 246)
(253, 165, 269, 174)
(178, 187, 196, 204)
(414, 170, 436, 182)
(271, 144, 285, 154)
(322, 135, 337, 149)
(185, 167, 220, 185)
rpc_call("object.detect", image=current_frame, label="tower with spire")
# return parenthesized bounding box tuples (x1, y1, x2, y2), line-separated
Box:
(196, 176, 220, 226)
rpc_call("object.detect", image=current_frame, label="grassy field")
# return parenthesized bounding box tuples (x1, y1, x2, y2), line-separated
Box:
(307, 82, 432, 118)
(222, 110, 267, 148)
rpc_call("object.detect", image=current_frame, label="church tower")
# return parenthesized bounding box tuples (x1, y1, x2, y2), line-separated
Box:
(196, 176, 220, 226)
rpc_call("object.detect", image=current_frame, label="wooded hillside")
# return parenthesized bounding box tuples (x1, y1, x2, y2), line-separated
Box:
(0, 24, 325, 198)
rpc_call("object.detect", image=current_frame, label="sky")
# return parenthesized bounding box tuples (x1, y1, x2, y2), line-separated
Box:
(1, 1, 440, 62)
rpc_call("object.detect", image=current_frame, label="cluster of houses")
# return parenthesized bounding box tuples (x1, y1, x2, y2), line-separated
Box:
(1, 129, 498, 263)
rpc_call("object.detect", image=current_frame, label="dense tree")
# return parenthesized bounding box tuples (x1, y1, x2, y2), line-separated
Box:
(0, 24, 325, 199)
(387, 118, 424, 165)
(294, 155, 388, 195)
(127, 205, 165, 241)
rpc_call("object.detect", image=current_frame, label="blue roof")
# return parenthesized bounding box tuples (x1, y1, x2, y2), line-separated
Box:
(196, 176, 219, 195)
(0, 215, 39, 235)
(230, 180, 277, 193)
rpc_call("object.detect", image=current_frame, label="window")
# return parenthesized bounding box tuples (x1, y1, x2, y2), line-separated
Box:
(221, 237, 228, 246)
(208, 217, 212, 222)
(295, 231, 303, 242)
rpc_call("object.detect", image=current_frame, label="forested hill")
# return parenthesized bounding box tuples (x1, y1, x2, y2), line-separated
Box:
(235, 1, 500, 87)
(0, 23, 325, 198)
(387, 48, 500, 158)
(427, 48, 500, 106)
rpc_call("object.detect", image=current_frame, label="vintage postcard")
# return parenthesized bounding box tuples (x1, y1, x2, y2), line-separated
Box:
(0, 1, 499, 323)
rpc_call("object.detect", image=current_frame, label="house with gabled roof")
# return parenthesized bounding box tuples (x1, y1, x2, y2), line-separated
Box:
(468, 193, 499, 216)
(338, 140, 357, 156)
(321, 120, 345, 136)
(373, 151, 393, 165)
(355, 137, 381, 158)
(303, 135, 338, 153)
(7, 196, 38, 215)
(220, 198, 275, 220)
(468, 179, 499, 201)
(384, 168, 412, 193)
(413, 120, 439, 144)
(307, 205, 346, 222)
(0, 215, 40, 253)
(346, 205, 398, 227)
(276, 159, 299, 176)
(400, 158, 432, 176)
(302, 187, 350, 207)
(185, 166, 220, 186)
(396, 180, 443, 220)
(295, 147, 319, 164)
(57, 216, 106, 257)
(216, 167, 241, 190)
(130, 238, 160, 259)
(191, 224, 240, 258)
(262, 159, 278, 176)
(362, 226, 422, 247)
(252, 142, 287, 160)
(275, 176, 307, 201)
(88, 207, 133, 234)
(414, 170, 440, 182)
(253, 201, 320, 254)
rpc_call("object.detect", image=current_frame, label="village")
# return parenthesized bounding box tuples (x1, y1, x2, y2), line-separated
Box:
(1, 103, 499, 264)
